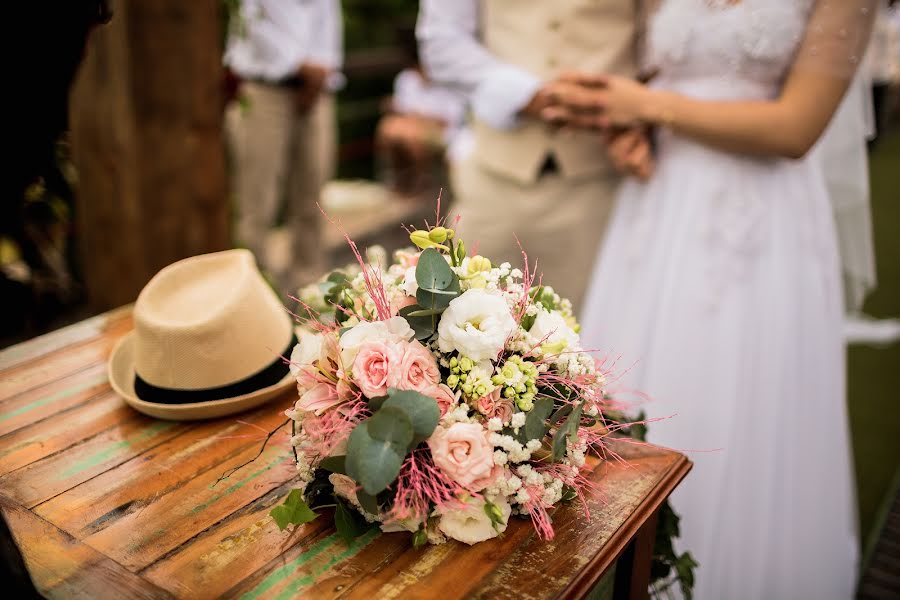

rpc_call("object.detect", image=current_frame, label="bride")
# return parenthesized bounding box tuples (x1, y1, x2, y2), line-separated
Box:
(548, 1, 877, 598)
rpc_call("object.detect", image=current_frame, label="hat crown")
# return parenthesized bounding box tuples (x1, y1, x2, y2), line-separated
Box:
(132, 250, 292, 390)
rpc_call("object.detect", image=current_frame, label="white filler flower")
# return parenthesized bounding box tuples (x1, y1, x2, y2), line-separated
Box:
(437, 289, 517, 361)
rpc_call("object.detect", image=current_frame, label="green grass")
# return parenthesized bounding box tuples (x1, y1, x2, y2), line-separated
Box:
(848, 124, 900, 552)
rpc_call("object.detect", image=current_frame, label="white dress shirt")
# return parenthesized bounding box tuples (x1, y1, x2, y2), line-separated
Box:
(416, 0, 541, 130)
(225, 0, 344, 88)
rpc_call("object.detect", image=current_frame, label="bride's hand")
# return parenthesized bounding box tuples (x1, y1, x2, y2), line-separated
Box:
(541, 73, 654, 130)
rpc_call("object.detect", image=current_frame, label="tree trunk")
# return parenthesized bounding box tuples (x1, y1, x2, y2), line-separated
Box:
(70, 0, 229, 311)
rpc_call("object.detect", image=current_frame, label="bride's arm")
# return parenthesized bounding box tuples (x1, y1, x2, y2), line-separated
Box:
(553, 1, 877, 159)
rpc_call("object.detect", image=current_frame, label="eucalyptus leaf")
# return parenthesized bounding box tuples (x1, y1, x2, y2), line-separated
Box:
(318, 455, 346, 475)
(366, 407, 414, 449)
(399, 304, 436, 341)
(345, 423, 405, 495)
(270, 489, 318, 530)
(524, 397, 554, 441)
(415, 248, 455, 290)
(383, 389, 441, 445)
(404, 307, 445, 318)
(367, 395, 388, 411)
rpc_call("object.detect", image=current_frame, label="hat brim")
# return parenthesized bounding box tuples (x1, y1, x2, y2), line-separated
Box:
(108, 332, 296, 421)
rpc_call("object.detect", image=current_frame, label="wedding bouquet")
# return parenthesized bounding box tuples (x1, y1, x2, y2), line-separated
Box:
(271, 219, 631, 547)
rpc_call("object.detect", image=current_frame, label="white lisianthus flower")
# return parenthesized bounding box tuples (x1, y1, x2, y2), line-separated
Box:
(437, 289, 517, 361)
(437, 497, 511, 545)
(289, 331, 323, 376)
(528, 310, 580, 353)
(402, 266, 419, 297)
(339, 316, 414, 367)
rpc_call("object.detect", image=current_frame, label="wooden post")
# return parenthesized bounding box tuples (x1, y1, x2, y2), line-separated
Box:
(69, 0, 229, 311)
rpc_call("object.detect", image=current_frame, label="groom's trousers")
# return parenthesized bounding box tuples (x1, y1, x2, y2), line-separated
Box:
(450, 156, 619, 311)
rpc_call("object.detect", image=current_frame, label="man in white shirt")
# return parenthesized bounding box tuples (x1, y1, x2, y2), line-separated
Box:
(225, 0, 343, 292)
(417, 0, 644, 308)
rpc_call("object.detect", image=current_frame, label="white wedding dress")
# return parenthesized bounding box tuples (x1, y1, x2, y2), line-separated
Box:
(580, 1, 865, 598)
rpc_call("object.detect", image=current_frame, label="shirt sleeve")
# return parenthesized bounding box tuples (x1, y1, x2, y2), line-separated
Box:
(224, 0, 311, 81)
(307, 0, 344, 70)
(416, 0, 541, 129)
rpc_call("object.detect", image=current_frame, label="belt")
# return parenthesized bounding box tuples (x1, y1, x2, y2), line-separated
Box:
(247, 75, 304, 89)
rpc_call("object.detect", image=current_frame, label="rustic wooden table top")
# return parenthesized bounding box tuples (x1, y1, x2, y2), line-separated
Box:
(0, 307, 691, 600)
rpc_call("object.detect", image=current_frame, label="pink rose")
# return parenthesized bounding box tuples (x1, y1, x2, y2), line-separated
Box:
(396, 249, 420, 269)
(475, 388, 498, 416)
(297, 382, 342, 414)
(492, 397, 515, 426)
(432, 383, 459, 416)
(427, 422, 498, 491)
(388, 341, 440, 394)
(390, 294, 417, 316)
(352, 341, 402, 398)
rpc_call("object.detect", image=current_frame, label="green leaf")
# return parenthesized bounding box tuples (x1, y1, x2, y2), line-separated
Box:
(334, 499, 370, 544)
(318, 455, 346, 474)
(327, 271, 350, 284)
(399, 304, 436, 341)
(345, 423, 405, 495)
(356, 489, 380, 514)
(415, 248, 455, 290)
(366, 407, 414, 450)
(367, 395, 388, 411)
(270, 489, 318, 530)
(551, 403, 583, 462)
(404, 307, 445, 318)
(383, 389, 441, 445)
(524, 397, 554, 441)
(416, 277, 460, 312)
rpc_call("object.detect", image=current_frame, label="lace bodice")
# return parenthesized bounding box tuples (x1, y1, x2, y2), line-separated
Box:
(647, 0, 817, 98)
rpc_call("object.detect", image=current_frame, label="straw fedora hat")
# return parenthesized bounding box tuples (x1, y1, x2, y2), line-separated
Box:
(108, 249, 297, 420)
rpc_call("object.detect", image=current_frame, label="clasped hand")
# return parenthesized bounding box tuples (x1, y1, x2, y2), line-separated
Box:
(523, 72, 655, 180)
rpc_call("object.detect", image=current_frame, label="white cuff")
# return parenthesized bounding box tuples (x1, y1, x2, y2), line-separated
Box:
(471, 65, 542, 130)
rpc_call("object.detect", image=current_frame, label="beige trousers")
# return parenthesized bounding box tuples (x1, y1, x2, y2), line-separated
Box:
(226, 82, 336, 292)
(450, 158, 619, 310)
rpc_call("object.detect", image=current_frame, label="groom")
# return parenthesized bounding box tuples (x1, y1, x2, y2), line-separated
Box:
(417, 0, 650, 308)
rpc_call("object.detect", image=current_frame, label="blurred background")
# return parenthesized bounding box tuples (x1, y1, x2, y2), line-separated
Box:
(1, 0, 898, 593)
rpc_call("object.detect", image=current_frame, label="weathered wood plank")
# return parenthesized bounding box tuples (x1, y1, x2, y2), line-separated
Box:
(0, 392, 133, 476)
(2, 498, 173, 600)
(35, 408, 292, 537)
(0, 415, 188, 507)
(0, 317, 128, 400)
(143, 481, 334, 599)
(81, 436, 296, 570)
(0, 362, 110, 437)
(0, 305, 131, 372)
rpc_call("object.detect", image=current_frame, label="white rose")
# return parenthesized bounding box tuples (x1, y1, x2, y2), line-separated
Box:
(437, 497, 511, 545)
(528, 310, 580, 352)
(437, 289, 517, 361)
(402, 266, 419, 297)
(380, 516, 423, 533)
(339, 316, 414, 366)
(289, 331, 323, 376)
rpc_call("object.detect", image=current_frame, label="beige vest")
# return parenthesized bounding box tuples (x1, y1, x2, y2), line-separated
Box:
(473, 0, 639, 184)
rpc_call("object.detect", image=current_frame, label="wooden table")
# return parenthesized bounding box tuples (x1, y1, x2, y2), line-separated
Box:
(0, 308, 691, 600)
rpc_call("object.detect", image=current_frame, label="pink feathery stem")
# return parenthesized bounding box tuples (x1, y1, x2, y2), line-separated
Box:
(318, 204, 392, 321)
(388, 447, 468, 522)
(523, 485, 556, 540)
